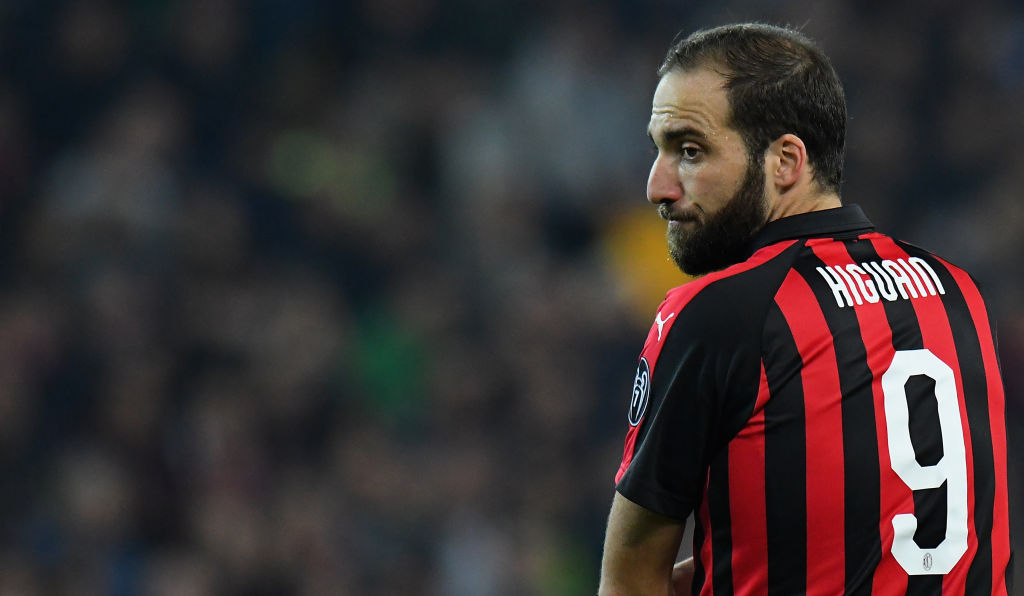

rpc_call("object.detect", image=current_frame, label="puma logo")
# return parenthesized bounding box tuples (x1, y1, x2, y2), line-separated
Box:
(655, 311, 675, 341)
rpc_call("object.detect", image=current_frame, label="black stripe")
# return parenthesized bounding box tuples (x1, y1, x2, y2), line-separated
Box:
(708, 453, 734, 596)
(1007, 552, 1015, 593)
(851, 243, 941, 594)
(980, 280, 1012, 596)
(693, 512, 707, 595)
(762, 301, 807, 595)
(988, 297, 1010, 595)
(797, 245, 881, 595)
(904, 244, 995, 595)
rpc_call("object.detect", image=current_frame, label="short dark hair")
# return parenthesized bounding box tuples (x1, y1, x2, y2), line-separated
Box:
(659, 23, 847, 194)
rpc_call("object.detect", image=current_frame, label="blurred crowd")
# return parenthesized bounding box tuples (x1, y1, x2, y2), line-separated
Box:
(0, 0, 1022, 594)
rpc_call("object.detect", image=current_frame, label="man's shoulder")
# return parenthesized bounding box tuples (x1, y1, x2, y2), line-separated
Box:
(886, 236, 970, 272)
(888, 235, 991, 300)
(661, 238, 802, 316)
(643, 239, 803, 356)
(861, 232, 985, 289)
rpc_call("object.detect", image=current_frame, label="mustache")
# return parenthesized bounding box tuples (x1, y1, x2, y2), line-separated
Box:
(658, 203, 701, 222)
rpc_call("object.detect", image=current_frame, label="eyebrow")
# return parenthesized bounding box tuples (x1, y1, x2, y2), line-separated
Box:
(647, 125, 710, 146)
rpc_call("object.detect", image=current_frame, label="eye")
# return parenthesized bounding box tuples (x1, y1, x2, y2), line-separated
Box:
(681, 145, 702, 160)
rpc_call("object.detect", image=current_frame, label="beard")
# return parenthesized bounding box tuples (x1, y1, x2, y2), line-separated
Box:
(664, 157, 769, 276)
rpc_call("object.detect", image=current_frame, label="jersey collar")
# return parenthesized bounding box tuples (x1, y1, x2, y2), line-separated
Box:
(748, 204, 874, 255)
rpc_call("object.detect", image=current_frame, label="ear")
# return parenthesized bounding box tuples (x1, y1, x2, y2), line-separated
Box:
(767, 133, 808, 191)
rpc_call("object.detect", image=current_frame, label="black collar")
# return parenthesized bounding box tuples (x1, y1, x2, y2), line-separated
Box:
(748, 204, 874, 254)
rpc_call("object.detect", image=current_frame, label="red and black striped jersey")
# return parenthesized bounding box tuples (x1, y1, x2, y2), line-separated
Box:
(615, 205, 1012, 595)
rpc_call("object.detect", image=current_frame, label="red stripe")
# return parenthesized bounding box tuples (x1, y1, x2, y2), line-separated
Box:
(813, 236, 909, 593)
(868, 236, 978, 595)
(938, 258, 1012, 595)
(615, 429, 641, 484)
(616, 240, 798, 483)
(774, 267, 846, 595)
(727, 362, 770, 595)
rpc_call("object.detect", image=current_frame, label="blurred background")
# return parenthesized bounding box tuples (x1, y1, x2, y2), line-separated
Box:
(0, 0, 1021, 594)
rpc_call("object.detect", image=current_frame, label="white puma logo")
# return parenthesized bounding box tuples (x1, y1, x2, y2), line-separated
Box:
(655, 311, 675, 341)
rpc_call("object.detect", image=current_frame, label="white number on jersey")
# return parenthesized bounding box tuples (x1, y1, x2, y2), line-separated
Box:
(882, 348, 968, 575)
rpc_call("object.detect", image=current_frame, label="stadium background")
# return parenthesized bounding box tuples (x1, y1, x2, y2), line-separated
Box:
(0, 0, 1022, 593)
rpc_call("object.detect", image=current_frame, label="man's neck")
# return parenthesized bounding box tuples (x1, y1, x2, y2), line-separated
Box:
(767, 192, 842, 223)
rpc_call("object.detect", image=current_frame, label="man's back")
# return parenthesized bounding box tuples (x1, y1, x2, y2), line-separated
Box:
(615, 207, 1012, 594)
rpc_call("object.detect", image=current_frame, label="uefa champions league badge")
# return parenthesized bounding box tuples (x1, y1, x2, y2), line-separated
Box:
(629, 357, 651, 426)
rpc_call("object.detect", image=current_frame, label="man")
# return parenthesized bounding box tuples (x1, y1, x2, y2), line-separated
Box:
(599, 24, 1012, 595)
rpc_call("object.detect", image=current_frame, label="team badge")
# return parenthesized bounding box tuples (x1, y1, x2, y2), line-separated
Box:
(628, 357, 651, 426)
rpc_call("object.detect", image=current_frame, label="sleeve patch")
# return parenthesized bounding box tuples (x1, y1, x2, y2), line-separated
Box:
(628, 357, 651, 426)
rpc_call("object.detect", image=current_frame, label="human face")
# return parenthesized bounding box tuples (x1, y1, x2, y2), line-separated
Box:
(647, 67, 769, 275)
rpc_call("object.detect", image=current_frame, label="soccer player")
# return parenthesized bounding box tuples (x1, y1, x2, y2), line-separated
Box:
(598, 24, 1013, 596)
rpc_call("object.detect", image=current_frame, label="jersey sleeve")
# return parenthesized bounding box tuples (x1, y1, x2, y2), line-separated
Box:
(614, 280, 766, 520)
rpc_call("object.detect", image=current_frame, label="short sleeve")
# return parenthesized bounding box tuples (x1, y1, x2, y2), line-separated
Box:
(615, 281, 765, 520)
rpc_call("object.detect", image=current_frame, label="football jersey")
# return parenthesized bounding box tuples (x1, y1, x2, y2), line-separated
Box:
(615, 205, 1012, 595)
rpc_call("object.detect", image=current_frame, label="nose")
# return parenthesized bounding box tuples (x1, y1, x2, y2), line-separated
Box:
(646, 154, 682, 205)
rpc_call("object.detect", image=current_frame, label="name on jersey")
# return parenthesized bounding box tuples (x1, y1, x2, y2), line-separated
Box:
(815, 257, 945, 308)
